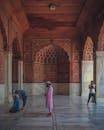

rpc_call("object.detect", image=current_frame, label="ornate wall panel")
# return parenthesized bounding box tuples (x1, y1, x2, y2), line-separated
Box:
(83, 36, 93, 60)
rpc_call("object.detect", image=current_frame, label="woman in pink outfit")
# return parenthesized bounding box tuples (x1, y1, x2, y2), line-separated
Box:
(46, 81, 53, 116)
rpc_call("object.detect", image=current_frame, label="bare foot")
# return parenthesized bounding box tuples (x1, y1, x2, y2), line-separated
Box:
(47, 113, 52, 117)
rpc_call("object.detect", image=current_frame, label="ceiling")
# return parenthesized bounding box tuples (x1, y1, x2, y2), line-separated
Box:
(21, 0, 104, 39)
(21, 0, 86, 30)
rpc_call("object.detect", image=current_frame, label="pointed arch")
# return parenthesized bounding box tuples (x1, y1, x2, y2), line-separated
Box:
(83, 36, 93, 60)
(33, 44, 69, 83)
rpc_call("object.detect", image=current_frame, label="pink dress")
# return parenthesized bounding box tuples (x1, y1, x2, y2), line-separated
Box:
(46, 85, 53, 113)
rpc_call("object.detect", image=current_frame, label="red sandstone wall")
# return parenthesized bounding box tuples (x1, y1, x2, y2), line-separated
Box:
(23, 39, 33, 82)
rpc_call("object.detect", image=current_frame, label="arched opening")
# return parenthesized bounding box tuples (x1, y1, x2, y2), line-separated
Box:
(33, 44, 69, 95)
(82, 36, 94, 96)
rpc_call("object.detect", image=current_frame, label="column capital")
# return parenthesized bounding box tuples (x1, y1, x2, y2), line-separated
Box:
(18, 60, 23, 63)
(96, 51, 104, 57)
(82, 60, 93, 64)
(4, 50, 12, 55)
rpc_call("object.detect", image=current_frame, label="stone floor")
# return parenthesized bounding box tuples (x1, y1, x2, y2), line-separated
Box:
(0, 96, 104, 130)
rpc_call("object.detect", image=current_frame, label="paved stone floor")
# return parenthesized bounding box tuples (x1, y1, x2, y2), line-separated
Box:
(0, 96, 104, 130)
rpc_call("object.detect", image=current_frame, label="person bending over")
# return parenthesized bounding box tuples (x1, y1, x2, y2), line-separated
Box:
(9, 94, 20, 113)
(15, 90, 27, 110)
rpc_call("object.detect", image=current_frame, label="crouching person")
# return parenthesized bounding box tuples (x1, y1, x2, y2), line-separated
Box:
(15, 90, 27, 110)
(9, 94, 20, 113)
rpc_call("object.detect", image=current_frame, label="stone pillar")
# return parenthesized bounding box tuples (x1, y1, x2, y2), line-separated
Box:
(5, 51, 13, 103)
(18, 60, 23, 90)
(81, 60, 93, 96)
(96, 51, 104, 97)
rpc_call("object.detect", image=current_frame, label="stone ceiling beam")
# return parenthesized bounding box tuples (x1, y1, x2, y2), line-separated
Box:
(0, 0, 29, 33)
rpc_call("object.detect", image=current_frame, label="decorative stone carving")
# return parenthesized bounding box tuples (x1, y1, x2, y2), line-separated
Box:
(83, 36, 93, 60)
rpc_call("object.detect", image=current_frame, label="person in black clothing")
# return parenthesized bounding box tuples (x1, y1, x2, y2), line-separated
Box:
(15, 90, 27, 110)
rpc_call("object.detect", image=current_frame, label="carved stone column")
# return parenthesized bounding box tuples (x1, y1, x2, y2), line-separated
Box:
(96, 51, 104, 97)
(5, 51, 13, 103)
(81, 60, 93, 96)
(18, 60, 23, 90)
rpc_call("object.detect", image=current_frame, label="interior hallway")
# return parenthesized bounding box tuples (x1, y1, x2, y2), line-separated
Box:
(0, 96, 104, 130)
